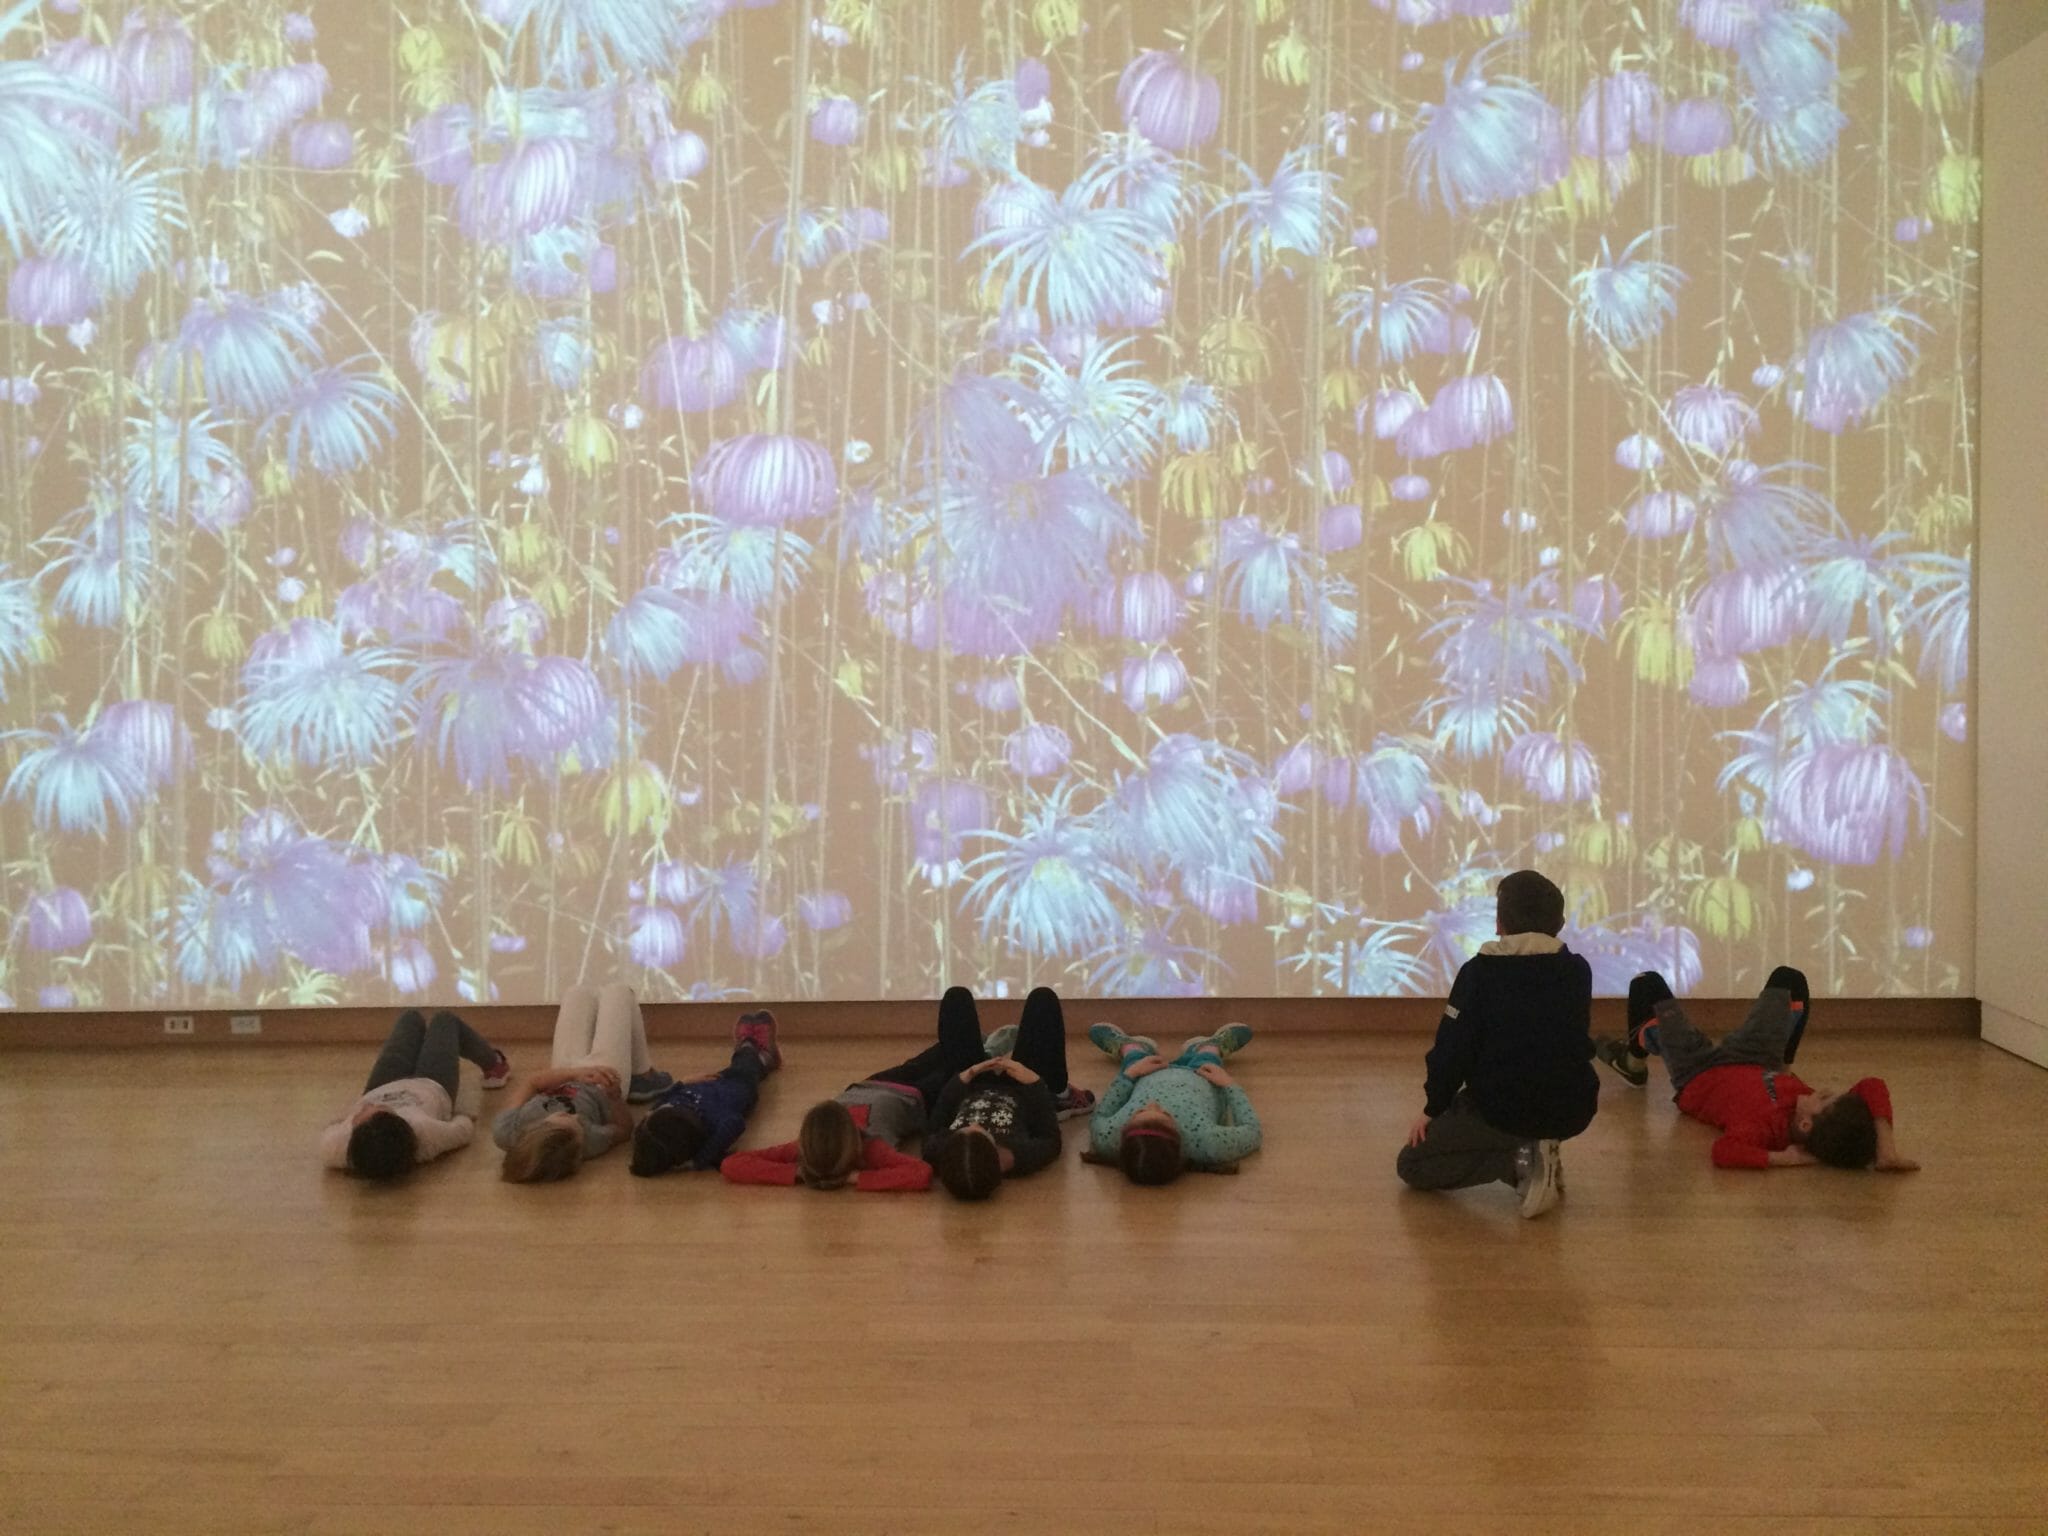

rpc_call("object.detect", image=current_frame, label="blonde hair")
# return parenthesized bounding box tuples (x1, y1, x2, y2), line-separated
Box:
(502, 1121, 585, 1183)
(797, 1100, 863, 1189)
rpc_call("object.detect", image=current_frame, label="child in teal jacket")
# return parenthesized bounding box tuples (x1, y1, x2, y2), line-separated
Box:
(1087, 1023, 1261, 1184)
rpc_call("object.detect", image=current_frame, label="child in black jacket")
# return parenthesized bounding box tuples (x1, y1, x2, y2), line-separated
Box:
(1396, 870, 1598, 1219)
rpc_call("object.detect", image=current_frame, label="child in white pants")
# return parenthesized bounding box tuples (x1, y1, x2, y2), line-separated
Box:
(491, 984, 674, 1182)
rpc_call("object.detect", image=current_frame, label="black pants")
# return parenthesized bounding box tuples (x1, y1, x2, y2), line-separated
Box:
(708, 1042, 769, 1111)
(364, 1010, 497, 1100)
(1395, 1090, 1529, 1190)
(866, 986, 1071, 1109)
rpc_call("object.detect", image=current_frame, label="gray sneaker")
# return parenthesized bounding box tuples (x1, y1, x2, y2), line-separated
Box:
(981, 1024, 1018, 1058)
(1516, 1139, 1563, 1219)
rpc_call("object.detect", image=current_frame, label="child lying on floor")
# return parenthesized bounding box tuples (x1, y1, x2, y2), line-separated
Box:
(1597, 966, 1918, 1171)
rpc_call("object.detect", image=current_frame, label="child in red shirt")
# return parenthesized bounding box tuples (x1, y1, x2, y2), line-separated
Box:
(1597, 966, 1919, 1171)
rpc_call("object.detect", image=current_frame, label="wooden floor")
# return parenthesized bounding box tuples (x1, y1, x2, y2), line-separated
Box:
(3, 1033, 2046, 1535)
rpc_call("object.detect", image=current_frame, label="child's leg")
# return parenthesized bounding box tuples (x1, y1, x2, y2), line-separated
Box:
(715, 1043, 767, 1112)
(1701, 985, 1800, 1073)
(935, 986, 986, 1075)
(363, 1011, 428, 1093)
(434, 1009, 501, 1072)
(1010, 987, 1070, 1095)
(1639, 999, 1720, 1090)
(550, 986, 600, 1068)
(587, 983, 652, 1081)
(414, 1012, 463, 1101)
(862, 987, 988, 1109)
(1394, 1095, 1527, 1191)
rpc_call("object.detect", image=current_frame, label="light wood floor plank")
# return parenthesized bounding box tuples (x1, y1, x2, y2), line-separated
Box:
(2, 1034, 2044, 1533)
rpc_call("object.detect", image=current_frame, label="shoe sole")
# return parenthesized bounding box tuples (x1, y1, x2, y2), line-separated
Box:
(1519, 1142, 1562, 1219)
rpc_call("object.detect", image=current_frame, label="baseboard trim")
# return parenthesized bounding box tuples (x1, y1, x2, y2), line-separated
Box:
(1983, 1003, 2048, 1069)
(0, 996, 1981, 1049)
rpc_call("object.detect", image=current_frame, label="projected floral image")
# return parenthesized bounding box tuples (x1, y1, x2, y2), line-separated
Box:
(0, 0, 1980, 1008)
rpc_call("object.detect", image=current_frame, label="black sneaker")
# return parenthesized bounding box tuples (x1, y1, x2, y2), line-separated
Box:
(1595, 1036, 1648, 1087)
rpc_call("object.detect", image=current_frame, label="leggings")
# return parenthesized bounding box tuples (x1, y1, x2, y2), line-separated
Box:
(865, 986, 1072, 1110)
(364, 1010, 498, 1100)
(551, 984, 653, 1082)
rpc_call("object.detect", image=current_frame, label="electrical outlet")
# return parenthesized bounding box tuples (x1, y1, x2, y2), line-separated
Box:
(229, 1014, 262, 1036)
(163, 1015, 195, 1035)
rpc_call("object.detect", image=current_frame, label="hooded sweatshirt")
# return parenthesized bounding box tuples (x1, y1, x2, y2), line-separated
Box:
(1422, 932, 1599, 1141)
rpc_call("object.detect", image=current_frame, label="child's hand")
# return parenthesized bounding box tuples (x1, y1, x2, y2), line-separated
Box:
(1194, 1062, 1234, 1088)
(1124, 1053, 1168, 1079)
(998, 1058, 1040, 1085)
(1406, 1112, 1432, 1148)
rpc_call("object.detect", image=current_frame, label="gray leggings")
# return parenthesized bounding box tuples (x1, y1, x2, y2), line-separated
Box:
(364, 1011, 498, 1099)
(1648, 989, 1801, 1097)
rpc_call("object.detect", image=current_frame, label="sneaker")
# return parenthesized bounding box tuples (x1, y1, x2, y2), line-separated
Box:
(1207, 1023, 1254, 1057)
(735, 1010, 781, 1072)
(1087, 1023, 1158, 1058)
(981, 1024, 1019, 1058)
(1052, 1084, 1097, 1120)
(1594, 1036, 1648, 1088)
(1516, 1140, 1563, 1219)
(480, 1051, 513, 1091)
(628, 1069, 676, 1104)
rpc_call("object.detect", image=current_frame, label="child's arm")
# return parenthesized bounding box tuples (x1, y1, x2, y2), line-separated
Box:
(318, 1118, 351, 1169)
(1194, 1083, 1263, 1164)
(1088, 1073, 1140, 1160)
(502, 1068, 580, 1110)
(928, 1074, 971, 1133)
(409, 1113, 474, 1162)
(1421, 966, 1483, 1117)
(1711, 1125, 1780, 1169)
(721, 1140, 802, 1185)
(490, 1104, 527, 1150)
(855, 1139, 933, 1192)
(1005, 1081, 1063, 1175)
(692, 1113, 749, 1171)
(1871, 1110, 1918, 1171)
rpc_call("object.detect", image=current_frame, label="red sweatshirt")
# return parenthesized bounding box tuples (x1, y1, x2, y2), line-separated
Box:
(1676, 1067, 1893, 1169)
(719, 1102, 932, 1191)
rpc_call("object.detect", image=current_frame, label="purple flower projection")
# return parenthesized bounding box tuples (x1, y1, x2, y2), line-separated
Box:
(26, 887, 92, 951)
(1117, 51, 1222, 153)
(8, 257, 100, 327)
(0, 3, 1977, 1007)
(696, 434, 837, 526)
(809, 96, 863, 147)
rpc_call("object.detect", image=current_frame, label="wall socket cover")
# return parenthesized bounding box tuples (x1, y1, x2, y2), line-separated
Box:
(163, 1015, 195, 1034)
(229, 1014, 262, 1035)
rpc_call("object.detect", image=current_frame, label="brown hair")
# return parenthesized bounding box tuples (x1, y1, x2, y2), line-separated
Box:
(1119, 1123, 1185, 1186)
(1496, 869, 1566, 937)
(347, 1111, 418, 1180)
(797, 1100, 863, 1189)
(630, 1104, 708, 1177)
(501, 1121, 585, 1183)
(933, 1128, 1003, 1200)
(1802, 1095, 1879, 1168)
